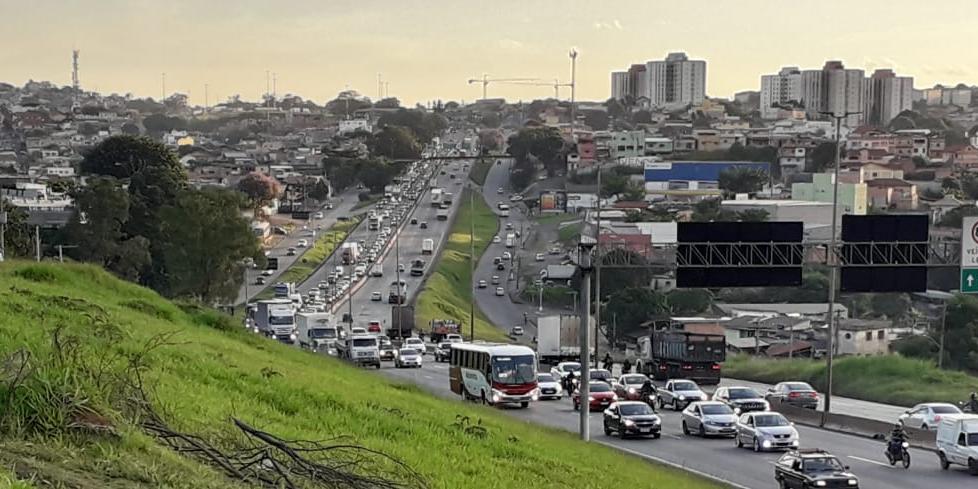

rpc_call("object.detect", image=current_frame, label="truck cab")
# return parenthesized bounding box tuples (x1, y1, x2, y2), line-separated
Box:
(338, 335, 381, 368)
(937, 414, 978, 473)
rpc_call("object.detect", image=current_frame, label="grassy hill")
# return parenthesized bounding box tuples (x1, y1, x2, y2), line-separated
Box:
(0, 261, 720, 489)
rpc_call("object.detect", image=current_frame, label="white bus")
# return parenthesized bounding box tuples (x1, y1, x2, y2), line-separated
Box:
(449, 343, 539, 408)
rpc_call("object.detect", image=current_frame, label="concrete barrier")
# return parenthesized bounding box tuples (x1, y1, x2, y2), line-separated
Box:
(773, 401, 936, 451)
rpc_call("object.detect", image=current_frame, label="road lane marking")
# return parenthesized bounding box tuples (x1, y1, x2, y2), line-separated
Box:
(848, 455, 889, 467)
(596, 441, 753, 489)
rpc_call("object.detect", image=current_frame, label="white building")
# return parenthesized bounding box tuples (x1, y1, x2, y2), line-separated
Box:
(823, 61, 865, 127)
(645, 52, 707, 109)
(611, 71, 630, 101)
(338, 119, 371, 135)
(760, 67, 803, 119)
(864, 69, 913, 127)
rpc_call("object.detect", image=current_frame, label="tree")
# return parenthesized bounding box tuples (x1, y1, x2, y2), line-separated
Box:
(596, 249, 653, 300)
(121, 122, 141, 136)
(377, 109, 447, 143)
(603, 287, 670, 340)
(324, 95, 371, 117)
(479, 112, 501, 129)
(506, 126, 564, 187)
(357, 159, 393, 193)
(158, 188, 262, 303)
(938, 294, 978, 371)
(236, 172, 282, 217)
(736, 209, 770, 222)
(581, 109, 609, 131)
(808, 142, 837, 173)
(939, 206, 978, 228)
(600, 172, 629, 198)
(632, 110, 653, 124)
(0, 199, 33, 259)
(667, 289, 713, 315)
(308, 180, 330, 201)
(478, 129, 501, 152)
(142, 113, 186, 134)
(604, 98, 627, 120)
(368, 126, 421, 159)
(622, 182, 646, 201)
(374, 97, 401, 109)
(692, 198, 736, 222)
(718, 167, 768, 195)
(869, 293, 911, 322)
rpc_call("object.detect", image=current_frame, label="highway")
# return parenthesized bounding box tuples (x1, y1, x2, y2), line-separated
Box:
(382, 361, 973, 489)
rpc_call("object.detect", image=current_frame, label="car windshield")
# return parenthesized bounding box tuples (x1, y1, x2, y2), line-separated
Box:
(591, 370, 612, 380)
(560, 363, 581, 373)
(786, 383, 813, 391)
(310, 328, 335, 339)
(537, 374, 556, 383)
(674, 381, 698, 391)
(399, 349, 418, 356)
(622, 375, 647, 385)
(754, 414, 790, 427)
(491, 355, 536, 385)
(728, 388, 761, 399)
(269, 315, 294, 325)
(802, 457, 845, 472)
(700, 404, 733, 415)
(438, 343, 451, 349)
(620, 404, 654, 416)
(932, 405, 961, 414)
(589, 383, 612, 393)
(352, 338, 376, 347)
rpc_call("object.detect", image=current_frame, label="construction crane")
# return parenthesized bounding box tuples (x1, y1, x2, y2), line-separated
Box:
(467, 75, 542, 100)
(502, 79, 572, 99)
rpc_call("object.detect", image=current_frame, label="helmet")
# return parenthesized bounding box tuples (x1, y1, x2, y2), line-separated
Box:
(894, 423, 902, 429)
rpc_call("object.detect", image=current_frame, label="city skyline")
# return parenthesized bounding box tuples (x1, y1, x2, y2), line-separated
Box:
(1, 0, 976, 106)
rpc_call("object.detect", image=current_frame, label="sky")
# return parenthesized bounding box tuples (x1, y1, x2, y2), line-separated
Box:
(1, 0, 976, 107)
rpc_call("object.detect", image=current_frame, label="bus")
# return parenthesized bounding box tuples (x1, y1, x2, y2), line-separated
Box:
(449, 343, 539, 408)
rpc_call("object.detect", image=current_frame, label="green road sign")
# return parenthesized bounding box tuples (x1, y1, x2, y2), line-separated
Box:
(962, 269, 978, 293)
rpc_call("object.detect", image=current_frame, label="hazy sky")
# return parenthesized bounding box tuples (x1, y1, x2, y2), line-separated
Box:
(2, 0, 976, 106)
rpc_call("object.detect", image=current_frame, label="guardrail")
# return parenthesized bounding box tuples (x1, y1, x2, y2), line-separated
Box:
(772, 401, 935, 451)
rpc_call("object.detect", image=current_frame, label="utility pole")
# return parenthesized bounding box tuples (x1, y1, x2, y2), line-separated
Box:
(569, 49, 578, 140)
(161, 73, 166, 102)
(818, 110, 860, 422)
(469, 185, 476, 341)
(378, 73, 383, 100)
(395, 225, 403, 333)
(34, 225, 40, 262)
(594, 164, 601, 367)
(577, 240, 595, 441)
(0, 210, 6, 262)
(204, 84, 209, 111)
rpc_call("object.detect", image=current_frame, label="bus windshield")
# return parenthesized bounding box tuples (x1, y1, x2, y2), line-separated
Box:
(491, 355, 536, 385)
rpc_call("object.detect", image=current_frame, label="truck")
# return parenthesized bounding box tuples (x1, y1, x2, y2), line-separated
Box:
(421, 238, 434, 255)
(505, 233, 516, 248)
(443, 192, 454, 205)
(387, 305, 416, 339)
(636, 322, 726, 385)
(536, 314, 592, 364)
(429, 318, 461, 343)
(272, 282, 302, 308)
(436, 209, 449, 221)
(336, 334, 381, 368)
(254, 299, 297, 344)
(431, 188, 443, 207)
(340, 242, 360, 265)
(368, 214, 383, 231)
(388, 280, 408, 304)
(296, 312, 340, 353)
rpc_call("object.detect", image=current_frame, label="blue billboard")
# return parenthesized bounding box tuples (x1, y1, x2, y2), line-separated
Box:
(644, 161, 770, 183)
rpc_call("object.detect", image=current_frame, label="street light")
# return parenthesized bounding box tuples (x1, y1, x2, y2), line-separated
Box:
(577, 236, 595, 441)
(914, 290, 954, 368)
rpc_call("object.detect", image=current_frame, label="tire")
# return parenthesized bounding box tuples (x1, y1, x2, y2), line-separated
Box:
(682, 421, 689, 435)
(652, 432, 661, 439)
(699, 424, 706, 438)
(657, 397, 665, 410)
(674, 401, 682, 412)
(969, 458, 978, 476)
(939, 452, 950, 470)
(573, 401, 580, 411)
(778, 479, 788, 489)
(375, 363, 381, 369)
(603, 425, 612, 436)
(618, 425, 627, 439)
(902, 450, 911, 469)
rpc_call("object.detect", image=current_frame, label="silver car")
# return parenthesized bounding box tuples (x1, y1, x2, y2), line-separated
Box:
(734, 411, 799, 452)
(681, 401, 738, 437)
(898, 402, 961, 430)
(394, 348, 423, 368)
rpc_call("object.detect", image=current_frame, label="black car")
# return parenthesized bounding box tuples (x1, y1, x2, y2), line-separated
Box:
(603, 401, 662, 439)
(774, 449, 859, 489)
(766, 382, 819, 409)
(496, 263, 505, 271)
(713, 386, 769, 414)
(419, 221, 428, 229)
(410, 218, 418, 225)
(434, 342, 452, 362)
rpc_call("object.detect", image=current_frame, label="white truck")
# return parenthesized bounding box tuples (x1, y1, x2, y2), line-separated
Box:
(421, 238, 434, 255)
(536, 314, 592, 364)
(254, 299, 297, 344)
(368, 214, 383, 231)
(370, 263, 384, 277)
(431, 188, 443, 207)
(336, 334, 381, 368)
(340, 242, 360, 265)
(296, 312, 340, 353)
(505, 233, 516, 248)
(937, 414, 978, 473)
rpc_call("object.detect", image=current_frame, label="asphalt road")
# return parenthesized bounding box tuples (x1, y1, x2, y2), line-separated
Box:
(381, 360, 974, 489)
(238, 188, 360, 305)
(720, 378, 908, 424)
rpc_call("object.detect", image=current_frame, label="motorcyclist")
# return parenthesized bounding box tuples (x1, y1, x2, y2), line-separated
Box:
(621, 358, 632, 375)
(602, 353, 613, 371)
(639, 379, 658, 410)
(966, 392, 978, 413)
(563, 371, 576, 395)
(888, 423, 908, 456)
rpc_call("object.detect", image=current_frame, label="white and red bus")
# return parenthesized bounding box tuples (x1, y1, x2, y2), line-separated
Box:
(449, 342, 538, 408)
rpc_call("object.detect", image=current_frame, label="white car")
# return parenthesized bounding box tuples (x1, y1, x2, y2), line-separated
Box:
(551, 362, 581, 380)
(297, 239, 309, 247)
(370, 291, 383, 301)
(492, 236, 501, 244)
(495, 287, 505, 297)
(445, 334, 463, 343)
(261, 269, 274, 276)
(502, 252, 512, 261)
(497, 187, 504, 194)
(403, 337, 426, 353)
(535, 253, 545, 261)
(314, 211, 324, 219)
(477, 280, 487, 288)
(899, 402, 961, 430)
(536, 373, 563, 400)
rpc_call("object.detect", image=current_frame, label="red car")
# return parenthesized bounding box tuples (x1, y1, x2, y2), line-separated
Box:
(573, 382, 618, 411)
(367, 321, 382, 334)
(613, 373, 651, 401)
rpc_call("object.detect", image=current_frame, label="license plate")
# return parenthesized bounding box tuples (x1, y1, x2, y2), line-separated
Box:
(640, 428, 651, 433)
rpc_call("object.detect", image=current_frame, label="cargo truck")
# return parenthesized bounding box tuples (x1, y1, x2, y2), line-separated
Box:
(429, 318, 461, 343)
(636, 322, 726, 385)
(535, 314, 593, 364)
(387, 305, 416, 339)
(254, 299, 297, 344)
(296, 312, 339, 353)
(388, 280, 408, 304)
(421, 238, 434, 255)
(340, 243, 360, 265)
(431, 188, 443, 207)
(436, 209, 449, 221)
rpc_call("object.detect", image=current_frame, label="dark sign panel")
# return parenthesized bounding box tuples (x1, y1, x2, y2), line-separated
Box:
(676, 222, 804, 288)
(840, 215, 929, 292)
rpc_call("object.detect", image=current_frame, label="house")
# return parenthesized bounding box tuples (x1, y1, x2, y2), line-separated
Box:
(836, 319, 895, 356)
(927, 195, 966, 223)
(778, 146, 806, 175)
(714, 303, 848, 322)
(866, 178, 918, 210)
(766, 340, 815, 358)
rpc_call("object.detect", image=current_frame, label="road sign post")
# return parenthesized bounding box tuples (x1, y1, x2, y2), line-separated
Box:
(961, 217, 978, 293)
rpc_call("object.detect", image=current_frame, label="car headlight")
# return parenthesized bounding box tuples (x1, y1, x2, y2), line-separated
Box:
(815, 481, 826, 487)
(678, 395, 686, 400)
(652, 418, 661, 424)
(555, 385, 562, 392)
(791, 440, 799, 446)
(762, 401, 770, 410)
(624, 420, 635, 427)
(588, 396, 595, 401)
(627, 387, 637, 394)
(734, 407, 741, 415)
(762, 440, 772, 448)
(847, 480, 858, 486)
(289, 333, 297, 340)
(612, 395, 619, 401)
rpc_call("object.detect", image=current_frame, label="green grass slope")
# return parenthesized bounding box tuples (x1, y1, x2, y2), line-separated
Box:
(726, 354, 978, 407)
(415, 189, 509, 342)
(0, 261, 720, 489)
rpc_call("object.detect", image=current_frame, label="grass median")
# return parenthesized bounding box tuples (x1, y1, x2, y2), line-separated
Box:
(0, 261, 723, 489)
(469, 159, 491, 186)
(725, 354, 978, 407)
(414, 189, 508, 342)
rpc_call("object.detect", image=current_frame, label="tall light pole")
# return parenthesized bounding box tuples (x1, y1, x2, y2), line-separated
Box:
(577, 238, 595, 441)
(569, 49, 578, 140)
(818, 110, 860, 422)
(469, 184, 476, 341)
(593, 165, 602, 367)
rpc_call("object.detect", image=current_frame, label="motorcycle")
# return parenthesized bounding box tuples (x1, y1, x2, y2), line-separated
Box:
(885, 439, 911, 469)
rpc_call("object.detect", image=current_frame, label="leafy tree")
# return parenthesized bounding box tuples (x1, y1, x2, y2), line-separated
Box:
(377, 109, 447, 143)
(939, 206, 978, 228)
(478, 129, 501, 152)
(308, 180, 330, 201)
(868, 293, 911, 321)
(667, 289, 713, 315)
(142, 113, 186, 134)
(808, 142, 837, 173)
(369, 126, 421, 159)
(121, 122, 140, 136)
(960, 173, 978, 201)
(938, 295, 978, 371)
(374, 97, 401, 109)
(718, 167, 768, 195)
(692, 198, 736, 222)
(596, 249, 653, 300)
(632, 110, 653, 124)
(479, 112, 501, 129)
(604, 98, 627, 120)
(358, 159, 393, 193)
(158, 188, 262, 303)
(506, 126, 564, 187)
(603, 287, 670, 340)
(581, 109, 609, 131)
(600, 172, 629, 198)
(736, 209, 769, 222)
(324, 96, 371, 117)
(0, 199, 33, 259)
(622, 182, 645, 201)
(236, 172, 282, 217)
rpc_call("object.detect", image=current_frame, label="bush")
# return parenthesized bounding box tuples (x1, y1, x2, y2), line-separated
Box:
(358, 192, 372, 202)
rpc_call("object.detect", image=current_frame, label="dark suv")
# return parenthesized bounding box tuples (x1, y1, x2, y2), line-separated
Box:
(774, 449, 859, 488)
(434, 342, 452, 362)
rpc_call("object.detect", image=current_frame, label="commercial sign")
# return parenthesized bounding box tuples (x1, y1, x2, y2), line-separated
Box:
(961, 216, 978, 293)
(538, 190, 567, 212)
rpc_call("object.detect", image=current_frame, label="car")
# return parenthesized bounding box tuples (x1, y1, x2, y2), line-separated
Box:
(370, 291, 383, 301)
(613, 374, 651, 401)
(899, 402, 961, 430)
(398, 263, 406, 273)
(314, 211, 324, 219)
(445, 333, 463, 343)
(549, 246, 561, 255)
(535, 253, 545, 261)
(774, 449, 859, 489)
(326, 203, 334, 210)
(350, 327, 368, 335)
(286, 247, 297, 256)
(511, 325, 524, 336)
(497, 187, 504, 194)
(536, 373, 563, 400)
(766, 382, 819, 409)
(420, 221, 428, 229)
(477, 280, 487, 288)
(366, 320, 382, 334)
(550, 362, 581, 380)
(495, 287, 505, 297)
(502, 251, 512, 261)
(297, 239, 309, 247)
(403, 337, 425, 353)
(261, 269, 274, 277)
(735, 411, 799, 452)
(496, 263, 505, 271)
(509, 194, 523, 202)
(493, 256, 502, 265)
(492, 236, 501, 244)
(573, 382, 617, 411)
(410, 217, 418, 225)
(505, 222, 514, 230)
(491, 275, 501, 285)
(317, 281, 329, 290)
(434, 342, 452, 362)
(713, 386, 770, 414)
(394, 348, 423, 368)
(378, 337, 396, 361)
(255, 276, 266, 285)
(658, 379, 707, 411)
(681, 401, 738, 437)
(604, 401, 662, 439)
